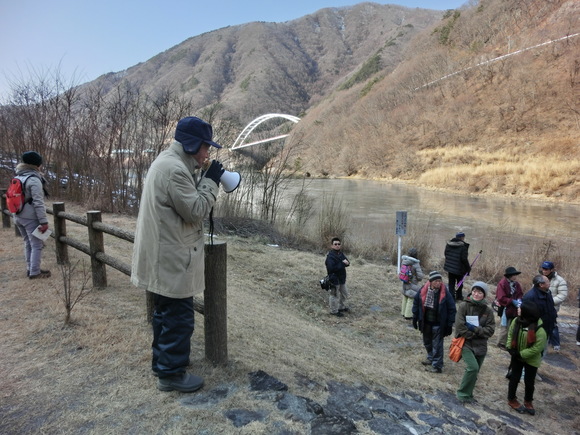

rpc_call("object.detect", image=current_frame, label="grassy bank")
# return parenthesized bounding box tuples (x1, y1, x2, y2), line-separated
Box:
(1, 208, 579, 433)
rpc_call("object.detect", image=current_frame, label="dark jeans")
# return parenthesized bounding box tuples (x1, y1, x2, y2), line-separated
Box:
(448, 272, 464, 301)
(422, 324, 444, 370)
(152, 294, 195, 377)
(507, 357, 538, 402)
(548, 323, 560, 347)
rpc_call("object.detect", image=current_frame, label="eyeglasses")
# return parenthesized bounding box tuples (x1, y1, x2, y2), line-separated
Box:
(333, 242, 341, 246)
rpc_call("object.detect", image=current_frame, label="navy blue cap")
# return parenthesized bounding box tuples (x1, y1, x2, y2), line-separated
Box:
(175, 117, 222, 155)
(456, 232, 465, 238)
(541, 261, 554, 270)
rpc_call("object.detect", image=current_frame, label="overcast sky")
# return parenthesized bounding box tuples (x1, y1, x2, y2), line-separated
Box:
(0, 0, 467, 99)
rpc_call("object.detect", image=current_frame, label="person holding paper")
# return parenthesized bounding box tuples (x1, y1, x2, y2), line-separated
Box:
(13, 151, 51, 279)
(455, 281, 495, 403)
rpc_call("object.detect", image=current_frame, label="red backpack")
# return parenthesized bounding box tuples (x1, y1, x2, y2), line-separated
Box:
(6, 175, 33, 214)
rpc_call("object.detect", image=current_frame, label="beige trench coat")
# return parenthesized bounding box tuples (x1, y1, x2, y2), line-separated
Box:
(131, 142, 219, 298)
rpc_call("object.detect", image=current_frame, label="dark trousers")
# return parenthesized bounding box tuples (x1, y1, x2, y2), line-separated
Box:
(422, 324, 444, 370)
(152, 294, 195, 377)
(507, 357, 538, 402)
(448, 273, 464, 301)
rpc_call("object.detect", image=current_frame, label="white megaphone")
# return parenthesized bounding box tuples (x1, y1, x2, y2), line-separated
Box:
(220, 170, 241, 193)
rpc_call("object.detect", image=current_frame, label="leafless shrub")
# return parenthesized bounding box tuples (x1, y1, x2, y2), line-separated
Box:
(57, 259, 92, 325)
(315, 193, 351, 249)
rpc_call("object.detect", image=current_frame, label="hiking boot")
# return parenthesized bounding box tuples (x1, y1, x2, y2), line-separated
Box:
(457, 396, 476, 404)
(425, 366, 442, 373)
(523, 400, 535, 415)
(330, 311, 344, 317)
(157, 373, 204, 393)
(29, 270, 51, 279)
(524, 400, 536, 415)
(553, 345, 560, 352)
(421, 359, 432, 366)
(508, 399, 525, 413)
(339, 307, 350, 313)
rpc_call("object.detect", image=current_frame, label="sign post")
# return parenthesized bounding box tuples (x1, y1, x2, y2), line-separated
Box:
(396, 211, 407, 274)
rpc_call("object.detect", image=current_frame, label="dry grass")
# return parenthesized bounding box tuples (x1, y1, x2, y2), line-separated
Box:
(1, 210, 579, 434)
(416, 141, 580, 199)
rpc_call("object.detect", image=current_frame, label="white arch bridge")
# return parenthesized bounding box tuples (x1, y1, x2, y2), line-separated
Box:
(231, 113, 300, 150)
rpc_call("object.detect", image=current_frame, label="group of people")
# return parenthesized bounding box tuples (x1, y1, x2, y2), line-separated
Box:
(397, 231, 570, 416)
(10, 118, 577, 408)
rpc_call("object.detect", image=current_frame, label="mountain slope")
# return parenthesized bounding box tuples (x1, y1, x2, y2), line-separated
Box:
(290, 0, 580, 202)
(87, 3, 442, 125)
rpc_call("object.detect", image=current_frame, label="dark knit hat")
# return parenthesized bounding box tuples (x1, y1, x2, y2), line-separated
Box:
(520, 300, 540, 323)
(408, 247, 418, 258)
(22, 151, 42, 166)
(456, 232, 465, 238)
(429, 271, 443, 282)
(175, 116, 222, 155)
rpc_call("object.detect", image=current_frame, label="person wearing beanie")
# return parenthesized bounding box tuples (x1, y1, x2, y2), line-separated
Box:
(495, 266, 524, 350)
(506, 300, 547, 416)
(412, 271, 456, 373)
(443, 232, 471, 301)
(132, 116, 223, 394)
(455, 281, 495, 403)
(539, 261, 568, 352)
(400, 247, 424, 320)
(14, 151, 51, 279)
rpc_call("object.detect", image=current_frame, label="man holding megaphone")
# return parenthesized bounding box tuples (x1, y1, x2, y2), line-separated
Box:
(132, 116, 234, 393)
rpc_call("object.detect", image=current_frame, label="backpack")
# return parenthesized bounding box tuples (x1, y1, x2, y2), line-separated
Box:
(399, 264, 413, 283)
(6, 175, 32, 214)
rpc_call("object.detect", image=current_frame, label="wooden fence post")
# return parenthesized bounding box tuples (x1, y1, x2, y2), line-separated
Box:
(1, 189, 11, 229)
(87, 211, 107, 288)
(204, 241, 228, 365)
(52, 202, 68, 264)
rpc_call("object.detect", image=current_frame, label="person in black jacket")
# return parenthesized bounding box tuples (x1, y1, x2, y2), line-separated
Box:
(325, 237, 350, 317)
(522, 275, 557, 342)
(444, 232, 471, 301)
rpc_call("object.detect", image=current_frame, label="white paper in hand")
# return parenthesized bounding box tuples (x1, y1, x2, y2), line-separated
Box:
(32, 227, 52, 241)
(466, 315, 479, 327)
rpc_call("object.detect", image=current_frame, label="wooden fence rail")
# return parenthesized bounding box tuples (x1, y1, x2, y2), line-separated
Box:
(1, 190, 228, 365)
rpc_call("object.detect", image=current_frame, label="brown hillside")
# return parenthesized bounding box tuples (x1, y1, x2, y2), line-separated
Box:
(291, 0, 580, 203)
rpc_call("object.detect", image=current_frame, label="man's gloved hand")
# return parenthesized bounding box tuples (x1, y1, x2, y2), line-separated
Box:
(466, 322, 476, 332)
(444, 326, 453, 337)
(38, 223, 49, 233)
(204, 160, 224, 185)
(412, 318, 418, 330)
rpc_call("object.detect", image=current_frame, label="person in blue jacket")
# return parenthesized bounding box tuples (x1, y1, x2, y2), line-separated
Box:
(325, 237, 350, 317)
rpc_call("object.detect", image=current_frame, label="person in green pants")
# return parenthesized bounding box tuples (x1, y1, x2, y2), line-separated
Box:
(455, 282, 496, 403)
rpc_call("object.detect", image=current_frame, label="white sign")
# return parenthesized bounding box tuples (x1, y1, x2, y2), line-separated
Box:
(396, 211, 407, 236)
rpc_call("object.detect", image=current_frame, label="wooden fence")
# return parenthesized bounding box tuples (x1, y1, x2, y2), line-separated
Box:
(1, 190, 228, 365)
